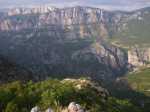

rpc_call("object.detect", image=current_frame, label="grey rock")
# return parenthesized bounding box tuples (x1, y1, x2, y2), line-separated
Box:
(128, 47, 150, 67)
(68, 102, 78, 112)
(31, 106, 41, 112)
(68, 102, 85, 112)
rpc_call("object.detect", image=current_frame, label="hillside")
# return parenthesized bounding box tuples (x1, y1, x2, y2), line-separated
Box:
(0, 28, 128, 82)
(110, 7, 150, 47)
(127, 68, 150, 96)
(0, 78, 143, 112)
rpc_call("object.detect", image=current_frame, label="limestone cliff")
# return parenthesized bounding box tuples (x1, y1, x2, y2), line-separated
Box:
(0, 6, 109, 39)
(128, 47, 150, 67)
(0, 6, 149, 81)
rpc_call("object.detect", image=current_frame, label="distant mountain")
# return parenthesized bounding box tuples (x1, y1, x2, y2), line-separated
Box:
(0, 6, 150, 44)
(111, 7, 150, 46)
(0, 6, 149, 82)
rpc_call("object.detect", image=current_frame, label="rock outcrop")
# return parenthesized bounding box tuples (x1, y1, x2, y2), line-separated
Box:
(30, 102, 85, 112)
(128, 47, 150, 67)
(62, 78, 109, 100)
(68, 102, 84, 112)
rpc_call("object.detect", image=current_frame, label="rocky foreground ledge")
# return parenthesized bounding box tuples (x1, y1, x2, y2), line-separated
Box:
(31, 102, 85, 112)
(30, 78, 108, 112)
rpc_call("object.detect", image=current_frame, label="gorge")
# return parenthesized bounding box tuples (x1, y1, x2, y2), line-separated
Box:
(0, 5, 150, 112)
(0, 6, 150, 82)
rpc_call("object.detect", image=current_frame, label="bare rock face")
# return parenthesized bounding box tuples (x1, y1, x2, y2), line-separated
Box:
(68, 102, 85, 112)
(1, 6, 150, 41)
(0, 6, 109, 39)
(128, 47, 150, 67)
(7, 6, 57, 16)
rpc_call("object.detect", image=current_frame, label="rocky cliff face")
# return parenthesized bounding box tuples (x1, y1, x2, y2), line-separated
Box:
(128, 47, 150, 67)
(1, 6, 149, 81)
(1, 6, 150, 35)
(7, 6, 57, 16)
(0, 6, 111, 39)
(1, 6, 150, 40)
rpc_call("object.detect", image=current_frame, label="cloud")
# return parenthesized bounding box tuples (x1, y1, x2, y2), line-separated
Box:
(0, 0, 150, 10)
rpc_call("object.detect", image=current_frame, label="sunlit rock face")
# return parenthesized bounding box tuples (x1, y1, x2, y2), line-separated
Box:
(128, 47, 150, 67)
(0, 6, 109, 39)
(7, 6, 57, 16)
(1, 6, 150, 39)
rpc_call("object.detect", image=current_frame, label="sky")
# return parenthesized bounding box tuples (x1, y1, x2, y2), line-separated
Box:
(0, 0, 150, 11)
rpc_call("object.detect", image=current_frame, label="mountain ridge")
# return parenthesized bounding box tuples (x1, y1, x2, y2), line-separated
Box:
(0, 6, 149, 82)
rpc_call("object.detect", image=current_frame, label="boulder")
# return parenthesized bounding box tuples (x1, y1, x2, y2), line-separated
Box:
(31, 106, 40, 112)
(68, 102, 85, 112)
(68, 102, 78, 112)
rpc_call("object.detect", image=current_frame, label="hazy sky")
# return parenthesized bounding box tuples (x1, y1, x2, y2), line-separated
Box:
(0, 0, 150, 10)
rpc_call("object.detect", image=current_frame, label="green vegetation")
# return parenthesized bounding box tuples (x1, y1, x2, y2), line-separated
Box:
(0, 78, 143, 112)
(121, 68, 150, 112)
(127, 68, 150, 96)
(109, 12, 150, 47)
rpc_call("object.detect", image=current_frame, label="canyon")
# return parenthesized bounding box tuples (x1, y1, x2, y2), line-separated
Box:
(0, 6, 150, 82)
